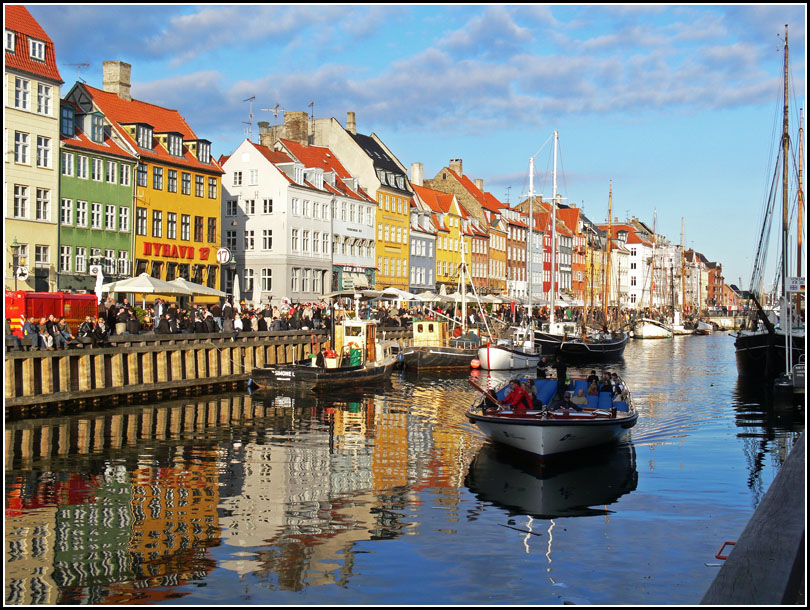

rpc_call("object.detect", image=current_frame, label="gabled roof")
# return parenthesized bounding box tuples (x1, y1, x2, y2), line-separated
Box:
(81, 84, 222, 174)
(349, 131, 410, 194)
(412, 184, 457, 215)
(4, 5, 62, 83)
(60, 123, 137, 162)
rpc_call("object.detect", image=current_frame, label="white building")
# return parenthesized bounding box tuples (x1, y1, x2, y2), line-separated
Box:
(220, 139, 332, 306)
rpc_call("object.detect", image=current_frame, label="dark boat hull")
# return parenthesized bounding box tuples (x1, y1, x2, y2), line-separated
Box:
(250, 358, 396, 390)
(400, 345, 478, 370)
(533, 331, 563, 356)
(559, 333, 628, 361)
(734, 330, 804, 378)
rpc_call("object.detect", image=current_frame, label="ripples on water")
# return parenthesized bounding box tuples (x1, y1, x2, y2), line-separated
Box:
(4, 334, 803, 605)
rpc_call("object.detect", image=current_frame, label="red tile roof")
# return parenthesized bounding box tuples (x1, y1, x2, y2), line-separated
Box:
(60, 123, 137, 161)
(81, 84, 223, 174)
(412, 184, 456, 214)
(4, 5, 62, 83)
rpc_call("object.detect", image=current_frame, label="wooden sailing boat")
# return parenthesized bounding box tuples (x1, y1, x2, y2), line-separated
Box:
(735, 24, 805, 379)
(634, 208, 673, 339)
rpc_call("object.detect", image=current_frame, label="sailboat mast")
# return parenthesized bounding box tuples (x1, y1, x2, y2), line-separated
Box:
(681, 217, 686, 314)
(781, 24, 790, 306)
(603, 181, 612, 323)
(797, 108, 804, 314)
(527, 156, 534, 323)
(550, 130, 558, 326)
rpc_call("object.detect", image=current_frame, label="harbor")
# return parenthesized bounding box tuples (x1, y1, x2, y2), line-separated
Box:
(4, 333, 804, 605)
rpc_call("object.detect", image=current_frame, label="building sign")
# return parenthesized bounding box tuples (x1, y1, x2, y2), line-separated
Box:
(142, 242, 210, 261)
(216, 247, 231, 264)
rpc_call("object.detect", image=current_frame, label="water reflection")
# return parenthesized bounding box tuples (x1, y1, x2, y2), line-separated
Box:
(465, 443, 638, 519)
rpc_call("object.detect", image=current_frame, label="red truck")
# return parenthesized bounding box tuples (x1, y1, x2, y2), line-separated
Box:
(5, 291, 99, 338)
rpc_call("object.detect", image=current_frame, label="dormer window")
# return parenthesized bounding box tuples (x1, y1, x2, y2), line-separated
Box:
(60, 105, 75, 138)
(90, 113, 105, 143)
(136, 124, 153, 149)
(197, 141, 210, 164)
(5, 30, 15, 52)
(168, 134, 183, 157)
(29, 38, 45, 61)
(294, 164, 304, 185)
(396, 176, 404, 190)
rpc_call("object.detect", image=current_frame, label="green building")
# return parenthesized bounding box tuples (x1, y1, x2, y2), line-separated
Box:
(58, 97, 137, 292)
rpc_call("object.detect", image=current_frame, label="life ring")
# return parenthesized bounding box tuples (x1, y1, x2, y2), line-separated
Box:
(347, 342, 360, 350)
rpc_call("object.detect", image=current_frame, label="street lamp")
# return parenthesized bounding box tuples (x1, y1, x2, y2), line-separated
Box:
(11, 237, 20, 290)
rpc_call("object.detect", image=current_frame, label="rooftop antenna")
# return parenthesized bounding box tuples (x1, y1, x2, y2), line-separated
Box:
(307, 101, 315, 144)
(67, 62, 89, 83)
(243, 96, 256, 140)
(505, 186, 511, 204)
(260, 104, 286, 127)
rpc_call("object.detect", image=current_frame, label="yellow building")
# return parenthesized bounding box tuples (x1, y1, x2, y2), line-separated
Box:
(412, 184, 463, 291)
(5, 6, 63, 291)
(74, 62, 224, 302)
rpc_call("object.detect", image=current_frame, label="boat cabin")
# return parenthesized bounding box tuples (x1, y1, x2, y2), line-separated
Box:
(334, 319, 378, 363)
(411, 319, 480, 348)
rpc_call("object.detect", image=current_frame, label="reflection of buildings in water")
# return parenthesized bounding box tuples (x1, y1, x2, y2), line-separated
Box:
(464, 443, 638, 519)
(5, 503, 59, 605)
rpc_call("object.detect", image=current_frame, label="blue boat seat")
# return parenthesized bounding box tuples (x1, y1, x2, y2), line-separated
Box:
(598, 392, 613, 410)
(585, 395, 599, 410)
(571, 379, 589, 396)
(613, 400, 629, 412)
(535, 379, 558, 405)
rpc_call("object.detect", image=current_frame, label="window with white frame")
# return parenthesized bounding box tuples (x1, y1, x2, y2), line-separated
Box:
(302, 230, 310, 253)
(166, 212, 176, 239)
(104, 249, 115, 274)
(208, 177, 217, 199)
(167, 169, 177, 193)
(37, 84, 51, 115)
(226, 199, 238, 216)
(106, 160, 117, 183)
(291, 268, 299, 292)
(195, 175, 204, 197)
(313, 270, 321, 294)
(91, 202, 102, 228)
(35, 245, 49, 267)
(117, 251, 130, 275)
(61, 198, 73, 225)
(244, 230, 254, 250)
(261, 268, 272, 291)
(29, 38, 45, 61)
(75, 247, 86, 273)
(262, 229, 272, 250)
(37, 136, 51, 167)
(35, 188, 50, 221)
(14, 131, 29, 164)
(76, 200, 88, 227)
(61, 151, 74, 176)
(105, 204, 117, 231)
(181, 214, 190, 240)
(313, 232, 320, 254)
(244, 268, 254, 292)
(135, 207, 146, 235)
(13, 185, 28, 218)
(120, 164, 131, 186)
(249, 169, 258, 185)
(60, 245, 72, 272)
(91, 114, 104, 142)
(263, 198, 273, 213)
(291, 229, 299, 251)
(181, 171, 190, 195)
(168, 134, 183, 157)
(245, 199, 255, 214)
(5, 29, 15, 52)
(322, 233, 329, 255)
(14, 77, 29, 110)
(60, 105, 74, 137)
(291, 198, 300, 215)
(136, 124, 152, 149)
(92, 158, 103, 181)
(233, 171, 242, 186)
(225, 230, 236, 250)
(302, 268, 310, 292)
(152, 166, 163, 189)
(119, 206, 130, 232)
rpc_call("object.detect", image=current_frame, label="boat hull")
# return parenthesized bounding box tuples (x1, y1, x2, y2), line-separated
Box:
(559, 333, 628, 361)
(533, 331, 563, 355)
(468, 410, 638, 457)
(401, 345, 479, 370)
(633, 319, 672, 339)
(734, 329, 805, 379)
(477, 345, 540, 370)
(250, 357, 397, 390)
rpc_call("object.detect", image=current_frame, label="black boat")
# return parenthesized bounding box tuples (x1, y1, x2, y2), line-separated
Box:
(250, 319, 400, 390)
(400, 318, 480, 370)
(558, 330, 628, 361)
(734, 25, 804, 380)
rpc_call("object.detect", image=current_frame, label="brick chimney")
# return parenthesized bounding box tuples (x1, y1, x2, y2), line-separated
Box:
(102, 61, 132, 101)
(449, 158, 463, 175)
(346, 111, 356, 135)
(284, 111, 309, 145)
(411, 162, 423, 186)
(474, 178, 484, 192)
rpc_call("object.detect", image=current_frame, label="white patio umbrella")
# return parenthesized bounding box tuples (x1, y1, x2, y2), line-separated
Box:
(415, 291, 440, 302)
(101, 272, 193, 308)
(169, 277, 226, 297)
(381, 286, 417, 300)
(232, 273, 241, 312)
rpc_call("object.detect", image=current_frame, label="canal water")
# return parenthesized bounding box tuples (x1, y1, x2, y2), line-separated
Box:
(4, 334, 803, 605)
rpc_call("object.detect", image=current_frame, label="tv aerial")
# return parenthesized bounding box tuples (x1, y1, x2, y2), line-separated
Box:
(67, 63, 90, 83)
(243, 96, 256, 140)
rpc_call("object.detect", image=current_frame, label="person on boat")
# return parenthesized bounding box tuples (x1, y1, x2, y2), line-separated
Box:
(316, 347, 327, 368)
(560, 392, 583, 412)
(521, 380, 544, 410)
(554, 356, 568, 401)
(587, 370, 600, 386)
(536, 356, 549, 378)
(587, 380, 600, 396)
(502, 379, 532, 415)
(571, 389, 588, 407)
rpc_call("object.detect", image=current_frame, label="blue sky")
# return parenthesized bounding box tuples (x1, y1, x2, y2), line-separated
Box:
(29, 4, 806, 290)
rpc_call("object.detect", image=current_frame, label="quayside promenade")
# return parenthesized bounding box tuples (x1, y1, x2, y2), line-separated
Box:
(5, 328, 413, 416)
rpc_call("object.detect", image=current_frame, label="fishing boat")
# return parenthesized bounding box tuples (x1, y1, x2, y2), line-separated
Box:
(477, 327, 540, 370)
(466, 375, 638, 457)
(249, 319, 399, 390)
(400, 317, 481, 370)
(695, 320, 714, 335)
(735, 25, 805, 380)
(558, 328, 629, 361)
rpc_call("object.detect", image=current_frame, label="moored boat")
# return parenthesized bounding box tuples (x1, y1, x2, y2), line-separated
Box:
(400, 318, 481, 370)
(478, 327, 540, 370)
(633, 318, 673, 339)
(250, 319, 399, 390)
(466, 375, 638, 457)
(559, 330, 628, 361)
